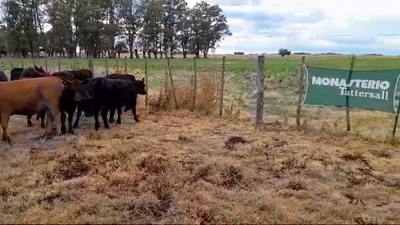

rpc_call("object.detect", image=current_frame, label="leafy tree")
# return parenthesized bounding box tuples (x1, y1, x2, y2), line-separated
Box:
(0, 0, 232, 58)
(278, 48, 291, 57)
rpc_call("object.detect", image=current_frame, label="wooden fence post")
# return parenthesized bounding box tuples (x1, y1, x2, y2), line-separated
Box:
(296, 56, 306, 128)
(88, 57, 94, 73)
(58, 58, 61, 71)
(44, 58, 48, 72)
(124, 56, 128, 73)
(191, 57, 198, 112)
(392, 102, 400, 137)
(144, 58, 149, 107)
(72, 58, 76, 69)
(104, 58, 109, 75)
(255, 55, 265, 126)
(116, 57, 119, 73)
(346, 56, 356, 131)
(166, 57, 178, 109)
(219, 56, 226, 116)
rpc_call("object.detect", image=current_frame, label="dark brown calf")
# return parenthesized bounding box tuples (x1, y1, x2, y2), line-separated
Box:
(68, 69, 93, 81)
(0, 71, 7, 82)
(0, 76, 71, 146)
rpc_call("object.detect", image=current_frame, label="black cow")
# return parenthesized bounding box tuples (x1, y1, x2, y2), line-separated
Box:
(81, 77, 146, 130)
(10, 68, 24, 81)
(105, 73, 145, 113)
(106, 73, 136, 82)
(37, 79, 91, 134)
(107, 78, 147, 123)
(11, 65, 46, 81)
(72, 75, 141, 128)
(0, 71, 7, 82)
(60, 80, 91, 134)
(68, 69, 93, 81)
(66, 69, 94, 126)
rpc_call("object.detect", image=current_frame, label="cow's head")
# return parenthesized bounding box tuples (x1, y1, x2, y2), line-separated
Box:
(62, 79, 73, 90)
(71, 79, 93, 117)
(134, 78, 147, 95)
(34, 65, 45, 74)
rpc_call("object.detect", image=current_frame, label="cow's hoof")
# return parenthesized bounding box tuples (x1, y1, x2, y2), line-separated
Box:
(134, 118, 140, 122)
(73, 123, 79, 128)
(39, 134, 53, 140)
(2, 136, 13, 146)
(68, 128, 74, 135)
(117, 120, 121, 124)
(95, 124, 99, 130)
(27, 122, 33, 127)
(41, 124, 45, 129)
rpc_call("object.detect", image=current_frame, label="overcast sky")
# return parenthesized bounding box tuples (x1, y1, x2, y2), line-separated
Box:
(186, 0, 400, 55)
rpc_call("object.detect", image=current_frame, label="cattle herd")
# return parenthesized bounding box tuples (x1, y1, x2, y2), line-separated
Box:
(0, 65, 147, 146)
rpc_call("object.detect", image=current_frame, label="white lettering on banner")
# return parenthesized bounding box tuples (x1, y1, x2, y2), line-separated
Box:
(311, 76, 392, 100)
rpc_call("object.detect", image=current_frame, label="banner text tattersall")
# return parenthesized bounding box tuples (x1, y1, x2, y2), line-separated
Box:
(303, 66, 400, 113)
(311, 76, 390, 100)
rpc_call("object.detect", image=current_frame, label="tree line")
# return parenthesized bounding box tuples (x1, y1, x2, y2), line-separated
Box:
(0, 0, 232, 59)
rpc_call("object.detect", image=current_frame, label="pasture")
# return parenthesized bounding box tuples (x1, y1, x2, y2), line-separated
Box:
(0, 55, 399, 224)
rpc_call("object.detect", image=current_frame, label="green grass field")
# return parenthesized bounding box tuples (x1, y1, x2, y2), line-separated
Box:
(2, 55, 400, 75)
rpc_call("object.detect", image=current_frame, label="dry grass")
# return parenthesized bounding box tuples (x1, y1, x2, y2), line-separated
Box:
(148, 70, 220, 115)
(0, 108, 399, 224)
(1, 57, 399, 223)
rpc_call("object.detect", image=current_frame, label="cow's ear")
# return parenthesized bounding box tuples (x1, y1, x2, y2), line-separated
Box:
(142, 78, 145, 82)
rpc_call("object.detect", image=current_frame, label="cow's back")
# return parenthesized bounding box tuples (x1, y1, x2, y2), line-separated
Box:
(92, 78, 133, 105)
(106, 73, 136, 82)
(10, 67, 24, 81)
(69, 69, 93, 81)
(20, 67, 44, 79)
(0, 77, 64, 114)
(52, 71, 74, 81)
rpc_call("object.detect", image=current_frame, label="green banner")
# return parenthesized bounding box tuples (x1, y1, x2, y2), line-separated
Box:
(303, 66, 400, 113)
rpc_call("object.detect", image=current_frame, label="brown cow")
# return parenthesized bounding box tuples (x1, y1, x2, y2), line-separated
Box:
(0, 76, 72, 146)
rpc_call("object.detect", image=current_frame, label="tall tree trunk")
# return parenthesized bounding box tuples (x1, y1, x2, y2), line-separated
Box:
(134, 49, 140, 58)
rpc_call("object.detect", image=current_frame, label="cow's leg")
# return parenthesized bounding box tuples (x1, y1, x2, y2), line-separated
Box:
(43, 109, 54, 139)
(67, 110, 74, 134)
(40, 110, 46, 129)
(61, 111, 67, 135)
(27, 115, 33, 127)
(73, 104, 82, 128)
(117, 106, 122, 124)
(131, 97, 139, 122)
(101, 107, 110, 129)
(48, 105, 62, 136)
(109, 108, 115, 123)
(36, 113, 40, 120)
(1, 114, 13, 146)
(93, 106, 101, 130)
